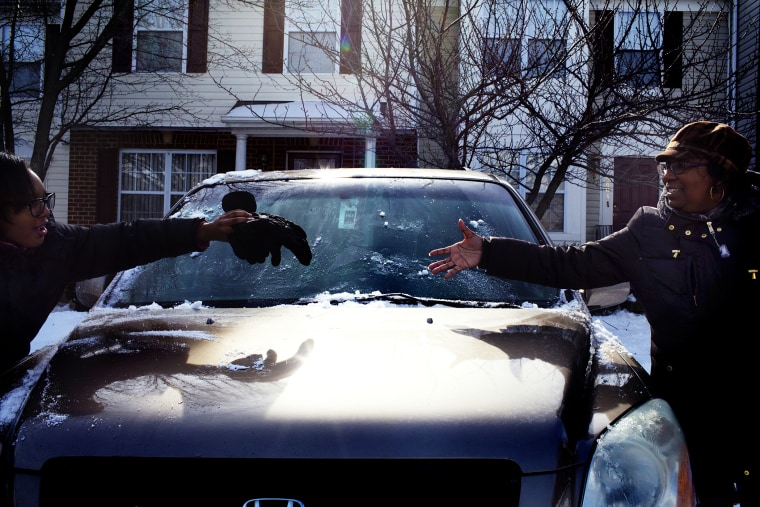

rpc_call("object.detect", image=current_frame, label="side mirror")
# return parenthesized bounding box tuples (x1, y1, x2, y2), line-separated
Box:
(73, 275, 112, 310)
(582, 282, 631, 313)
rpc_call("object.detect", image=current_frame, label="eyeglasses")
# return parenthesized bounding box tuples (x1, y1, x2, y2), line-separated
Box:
(27, 192, 55, 217)
(657, 162, 705, 176)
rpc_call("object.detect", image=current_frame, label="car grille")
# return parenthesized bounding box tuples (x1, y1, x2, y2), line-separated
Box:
(40, 457, 522, 506)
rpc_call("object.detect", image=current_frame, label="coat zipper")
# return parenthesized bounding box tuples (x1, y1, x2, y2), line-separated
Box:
(706, 221, 730, 258)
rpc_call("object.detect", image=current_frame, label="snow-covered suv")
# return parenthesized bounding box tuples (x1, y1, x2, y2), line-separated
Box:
(1, 168, 694, 506)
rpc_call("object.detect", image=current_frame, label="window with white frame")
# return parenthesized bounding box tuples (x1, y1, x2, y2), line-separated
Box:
(1, 24, 43, 97)
(525, 154, 564, 231)
(119, 150, 217, 221)
(525, 0, 568, 78)
(483, 37, 521, 77)
(480, 1, 521, 76)
(481, 0, 568, 80)
(134, 0, 187, 72)
(526, 38, 566, 78)
(498, 152, 565, 232)
(285, 0, 339, 73)
(287, 31, 337, 73)
(615, 11, 661, 87)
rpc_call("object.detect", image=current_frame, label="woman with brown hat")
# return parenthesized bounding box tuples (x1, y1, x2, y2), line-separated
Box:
(428, 121, 758, 506)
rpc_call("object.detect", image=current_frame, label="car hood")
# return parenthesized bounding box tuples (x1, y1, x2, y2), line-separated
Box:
(12, 302, 648, 472)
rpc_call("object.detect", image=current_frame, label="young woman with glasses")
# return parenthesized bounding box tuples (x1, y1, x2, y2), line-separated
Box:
(0, 152, 254, 373)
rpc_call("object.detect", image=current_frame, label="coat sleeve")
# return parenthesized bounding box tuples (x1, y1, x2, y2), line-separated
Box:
(478, 220, 640, 290)
(52, 218, 206, 283)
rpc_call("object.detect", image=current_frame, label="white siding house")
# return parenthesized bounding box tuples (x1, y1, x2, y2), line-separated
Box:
(4, 0, 754, 241)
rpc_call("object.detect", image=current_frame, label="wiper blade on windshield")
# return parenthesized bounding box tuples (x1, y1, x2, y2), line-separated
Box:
(329, 292, 521, 309)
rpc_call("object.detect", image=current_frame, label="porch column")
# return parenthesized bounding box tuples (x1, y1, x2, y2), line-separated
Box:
(235, 134, 248, 171)
(364, 136, 376, 168)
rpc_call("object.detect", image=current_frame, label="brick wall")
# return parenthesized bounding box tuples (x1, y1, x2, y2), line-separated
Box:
(68, 129, 419, 226)
(68, 130, 116, 226)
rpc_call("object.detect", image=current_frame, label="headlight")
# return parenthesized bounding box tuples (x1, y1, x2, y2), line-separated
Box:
(581, 398, 696, 507)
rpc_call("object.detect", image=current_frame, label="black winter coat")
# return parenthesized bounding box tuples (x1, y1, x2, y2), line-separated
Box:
(1, 217, 205, 372)
(479, 171, 760, 368)
(481, 172, 760, 369)
(479, 171, 760, 497)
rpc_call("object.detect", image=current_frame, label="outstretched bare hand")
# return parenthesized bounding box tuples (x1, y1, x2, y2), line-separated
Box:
(198, 210, 253, 243)
(428, 219, 484, 280)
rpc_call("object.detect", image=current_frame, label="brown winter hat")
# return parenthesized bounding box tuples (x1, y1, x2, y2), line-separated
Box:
(655, 121, 752, 174)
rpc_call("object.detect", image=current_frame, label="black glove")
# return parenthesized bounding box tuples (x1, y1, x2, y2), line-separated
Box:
(222, 190, 257, 215)
(232, 213, 312, 266)
(223, 191, 312, 266)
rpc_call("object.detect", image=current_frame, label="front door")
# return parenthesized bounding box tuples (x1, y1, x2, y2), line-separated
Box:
(612, 157, 660, 231)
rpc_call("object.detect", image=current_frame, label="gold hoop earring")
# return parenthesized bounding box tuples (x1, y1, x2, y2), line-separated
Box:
(710, 185, 725, 202)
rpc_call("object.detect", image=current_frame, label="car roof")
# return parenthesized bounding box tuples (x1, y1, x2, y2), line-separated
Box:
(205, 167, 506, 186)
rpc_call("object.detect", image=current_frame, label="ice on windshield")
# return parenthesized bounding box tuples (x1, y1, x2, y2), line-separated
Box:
(103, 177, 560, 308)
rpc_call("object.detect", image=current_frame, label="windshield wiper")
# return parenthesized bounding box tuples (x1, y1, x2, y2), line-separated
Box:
(328, 292, 521, 309)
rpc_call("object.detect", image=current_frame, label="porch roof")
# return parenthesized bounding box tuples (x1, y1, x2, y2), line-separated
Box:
(221, 100, 375, 137)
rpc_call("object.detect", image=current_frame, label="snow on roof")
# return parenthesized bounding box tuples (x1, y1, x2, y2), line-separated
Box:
(221, 100, 375, 136)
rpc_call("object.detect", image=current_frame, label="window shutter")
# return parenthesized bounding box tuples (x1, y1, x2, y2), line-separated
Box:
(44, 24, 60, 81)
(340, 0, 362, 74)
(187, 0, 209, 73)
(262, 0, 285, 74)
(662, 11, 683, 89)
(591, 10, 614, 87)
(111, 0, 134, 73)
(96, 149, 119, 225)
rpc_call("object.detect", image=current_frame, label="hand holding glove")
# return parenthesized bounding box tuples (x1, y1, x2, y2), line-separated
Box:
(222, 191, 312, 266)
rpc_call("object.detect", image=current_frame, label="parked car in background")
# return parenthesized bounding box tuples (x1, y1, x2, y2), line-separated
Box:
(1, 168, 694, 506)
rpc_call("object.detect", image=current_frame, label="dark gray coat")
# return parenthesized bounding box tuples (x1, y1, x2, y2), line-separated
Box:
(1, 217, 205, 371)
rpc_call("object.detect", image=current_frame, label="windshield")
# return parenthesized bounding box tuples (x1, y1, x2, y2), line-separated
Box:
(101, 175, 561, 308)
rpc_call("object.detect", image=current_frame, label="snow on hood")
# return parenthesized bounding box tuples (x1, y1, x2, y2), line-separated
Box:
(6, 298, 649, 473)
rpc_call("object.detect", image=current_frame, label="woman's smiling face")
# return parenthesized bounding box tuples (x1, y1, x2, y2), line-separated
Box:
(659, 159, 721, 214)
(0, 169, 51, 249)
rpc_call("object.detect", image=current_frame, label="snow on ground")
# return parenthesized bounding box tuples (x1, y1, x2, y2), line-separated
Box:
(591, 308, 651, 372)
